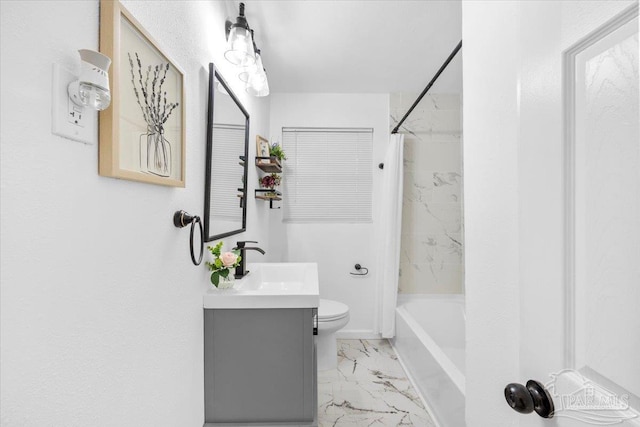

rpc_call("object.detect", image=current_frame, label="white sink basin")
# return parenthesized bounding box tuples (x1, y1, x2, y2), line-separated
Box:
(203, 262, 319, 309)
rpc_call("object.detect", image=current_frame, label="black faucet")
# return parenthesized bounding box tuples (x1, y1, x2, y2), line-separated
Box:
(233, 241, 266, 279)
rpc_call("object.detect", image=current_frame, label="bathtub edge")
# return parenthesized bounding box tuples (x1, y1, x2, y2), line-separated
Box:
(389, 340, 443, 427)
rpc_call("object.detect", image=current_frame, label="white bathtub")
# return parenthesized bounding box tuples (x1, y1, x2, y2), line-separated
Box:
(392, 295, 466, 427)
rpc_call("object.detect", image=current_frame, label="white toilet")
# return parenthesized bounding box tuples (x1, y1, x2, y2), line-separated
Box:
(316, 299, 350, 371)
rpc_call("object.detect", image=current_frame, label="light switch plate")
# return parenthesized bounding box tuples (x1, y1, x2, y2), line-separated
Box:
(52, 63, 95, 144)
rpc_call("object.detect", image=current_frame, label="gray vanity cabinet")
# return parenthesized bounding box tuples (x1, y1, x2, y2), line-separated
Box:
(204, 308, 317, 426)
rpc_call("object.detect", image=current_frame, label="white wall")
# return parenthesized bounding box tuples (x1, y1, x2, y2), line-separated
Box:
(0, 1, 273, 425)
(269, 93, 389, 337)
(462, 1, 521, 425)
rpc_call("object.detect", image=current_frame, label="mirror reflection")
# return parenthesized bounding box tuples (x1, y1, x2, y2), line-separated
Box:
(203, 63, 249, 241)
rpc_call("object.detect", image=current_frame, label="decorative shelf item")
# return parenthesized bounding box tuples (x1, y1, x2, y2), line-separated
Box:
(255, 189, 282, 209)
(258, 173, 281, 190)
(255, 189, 281, 199)
(255, 156, 281, 173)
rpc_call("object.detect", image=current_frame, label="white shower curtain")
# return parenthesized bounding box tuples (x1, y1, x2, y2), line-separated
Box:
(379, 133, 404, 338)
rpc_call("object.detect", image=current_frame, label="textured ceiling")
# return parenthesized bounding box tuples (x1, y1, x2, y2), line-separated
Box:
(231, 0, 462, 94)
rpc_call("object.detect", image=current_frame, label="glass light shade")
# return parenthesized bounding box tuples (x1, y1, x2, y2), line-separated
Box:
(238, 69, 252, 83)
(239, 50, 262, 82)
(246, 68, 269, 97)
(224, 26, 256, 67)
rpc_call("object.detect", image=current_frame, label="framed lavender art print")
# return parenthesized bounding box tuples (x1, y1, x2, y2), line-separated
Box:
(99, 0, 185, 187)
(256, 135, 270, 163)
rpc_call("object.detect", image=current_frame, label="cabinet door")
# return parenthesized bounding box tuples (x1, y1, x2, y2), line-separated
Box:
(204, 308, 315, 424)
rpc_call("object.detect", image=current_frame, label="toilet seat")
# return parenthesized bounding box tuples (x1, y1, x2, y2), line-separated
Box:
(318, 299, 349, 322)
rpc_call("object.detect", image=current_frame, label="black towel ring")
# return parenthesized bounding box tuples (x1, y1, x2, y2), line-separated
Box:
(174, 210, 204, 266)
(189, 217, 204, 266)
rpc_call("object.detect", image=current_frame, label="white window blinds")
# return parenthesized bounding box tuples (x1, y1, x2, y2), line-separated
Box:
(282, 127, 373, 222)
(210, 124, 245, 219)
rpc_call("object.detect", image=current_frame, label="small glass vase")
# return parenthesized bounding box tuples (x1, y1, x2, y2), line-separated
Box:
(139, 126, 172, 177)
(216, 271, 236, 289)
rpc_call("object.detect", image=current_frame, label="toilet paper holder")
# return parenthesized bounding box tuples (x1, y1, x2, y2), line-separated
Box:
(350, 264, 369, 276)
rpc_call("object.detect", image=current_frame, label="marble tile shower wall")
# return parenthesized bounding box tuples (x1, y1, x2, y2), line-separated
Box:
(390, 93, 463, 294)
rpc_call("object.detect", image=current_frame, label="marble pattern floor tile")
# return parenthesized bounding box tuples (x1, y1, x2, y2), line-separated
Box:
(318, 339, 435, 427)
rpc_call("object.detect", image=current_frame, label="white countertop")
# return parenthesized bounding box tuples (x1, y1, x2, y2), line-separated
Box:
(203, 262, 320, 309)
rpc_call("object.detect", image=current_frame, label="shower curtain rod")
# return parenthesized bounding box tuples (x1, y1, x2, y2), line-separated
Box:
(391, 40, 462, 135)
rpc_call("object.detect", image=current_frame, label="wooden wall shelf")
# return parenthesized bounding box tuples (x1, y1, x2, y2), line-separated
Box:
(255, 189, 282, 209)
(255, 157, 282, 173)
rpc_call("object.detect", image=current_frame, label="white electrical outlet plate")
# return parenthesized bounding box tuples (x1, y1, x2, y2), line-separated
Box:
(52, 63, 95, 144)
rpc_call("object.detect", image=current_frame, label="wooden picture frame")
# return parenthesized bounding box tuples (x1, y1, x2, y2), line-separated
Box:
(99, 0, 186, 187)
(256, 135, 270, 163)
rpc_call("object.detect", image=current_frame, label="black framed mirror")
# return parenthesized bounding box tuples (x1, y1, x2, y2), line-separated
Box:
(203, 63, 249, 241)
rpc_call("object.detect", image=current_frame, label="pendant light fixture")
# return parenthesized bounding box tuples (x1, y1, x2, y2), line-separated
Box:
(224, 2, 255, 67)
(224, 3, 269, 97)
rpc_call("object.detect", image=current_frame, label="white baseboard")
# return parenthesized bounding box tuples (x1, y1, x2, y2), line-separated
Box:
(335, 330, 381, 340)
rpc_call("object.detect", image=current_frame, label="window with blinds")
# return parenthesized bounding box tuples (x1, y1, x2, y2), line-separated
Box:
(282, 127, 373, 222)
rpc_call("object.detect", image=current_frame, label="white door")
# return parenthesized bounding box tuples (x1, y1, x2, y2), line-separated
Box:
(463, 1, 639, 426)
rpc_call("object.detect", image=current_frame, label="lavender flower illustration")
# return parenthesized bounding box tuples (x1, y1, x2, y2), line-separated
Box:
(128, 52, 179, 177)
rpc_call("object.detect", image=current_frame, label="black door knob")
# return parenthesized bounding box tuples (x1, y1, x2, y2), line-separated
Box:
(504, 383, 534, 414)
(526, 380, 554, 418)
(504, 380, 554, 418)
